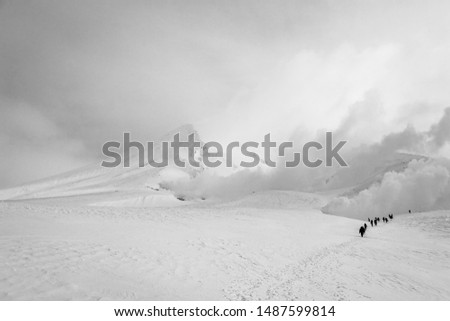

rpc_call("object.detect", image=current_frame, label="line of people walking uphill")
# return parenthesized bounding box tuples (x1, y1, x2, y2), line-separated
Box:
(359, 212, 398, 237)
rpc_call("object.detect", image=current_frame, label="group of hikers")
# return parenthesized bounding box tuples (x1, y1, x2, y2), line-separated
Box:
(358, 213, 395, 237)
(359, 210, 413, 237)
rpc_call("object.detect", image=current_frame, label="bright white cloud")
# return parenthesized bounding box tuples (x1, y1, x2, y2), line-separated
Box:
(323, 158, 450, 219)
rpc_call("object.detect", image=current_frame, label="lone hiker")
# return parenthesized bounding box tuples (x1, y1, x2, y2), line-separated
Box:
(359, 226, 366, 237)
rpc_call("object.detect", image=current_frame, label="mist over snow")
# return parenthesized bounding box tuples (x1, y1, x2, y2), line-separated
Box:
(160, 167, 273, 200)
(320, 107, 450, 218)
(323, 158, 450, 219)
(163, 107, 450, 215)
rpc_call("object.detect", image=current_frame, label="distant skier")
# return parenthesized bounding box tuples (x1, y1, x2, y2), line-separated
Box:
(364, 223, 367, 230)
(359, 226, 366, 237)
(370, 220, 373, 227)
(408, 209, 412, 213)
(374, 219, 377, 226)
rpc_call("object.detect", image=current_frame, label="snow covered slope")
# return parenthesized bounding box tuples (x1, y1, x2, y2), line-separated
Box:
(0, 195, 448, 300)
(216, 190, 328, 210)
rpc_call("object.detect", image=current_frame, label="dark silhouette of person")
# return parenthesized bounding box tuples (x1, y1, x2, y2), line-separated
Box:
(370, 220, 373, 227)
(374, 220, 377, 226)
(359, 226, 365, 237)
(364, 223, 367, 230)
(408, 209, 411, 213)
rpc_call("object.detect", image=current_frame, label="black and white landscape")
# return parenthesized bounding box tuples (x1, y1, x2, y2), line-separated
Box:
(1, 1, 450, 301)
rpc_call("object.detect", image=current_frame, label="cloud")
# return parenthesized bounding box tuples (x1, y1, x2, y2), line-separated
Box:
(429, 107, 450, 148)
(319, 107, 450, 219)
(197, 44, 401, 144)
(2, 0, 450, 188)
(0, 99, 89, 188)
(160, 167, 272, 200)
(322, 158, 450, 219)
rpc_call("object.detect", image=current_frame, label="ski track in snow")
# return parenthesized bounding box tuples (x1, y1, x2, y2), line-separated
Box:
(0, 199, 449, 300)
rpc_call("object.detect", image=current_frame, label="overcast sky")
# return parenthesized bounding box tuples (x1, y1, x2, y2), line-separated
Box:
(1, 0, 450, 188)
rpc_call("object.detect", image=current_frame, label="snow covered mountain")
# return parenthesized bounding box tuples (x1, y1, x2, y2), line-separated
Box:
(0, 124, 446, 219)
(0, 124, 205, 204)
